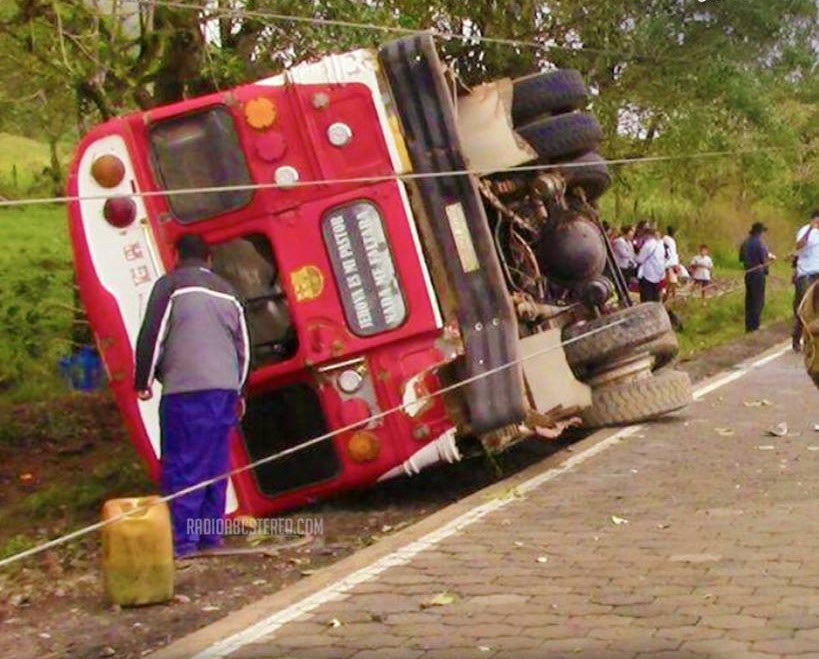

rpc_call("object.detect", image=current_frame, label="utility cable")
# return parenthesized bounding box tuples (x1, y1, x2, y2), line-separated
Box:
(0, 315, 628, 569)
(139, 0, 695, 64)
(0, 147, 795, 210)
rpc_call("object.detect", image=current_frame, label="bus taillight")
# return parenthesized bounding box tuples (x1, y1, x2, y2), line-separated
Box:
(91, 154, 126, 188)
(103, 196, 136, 228)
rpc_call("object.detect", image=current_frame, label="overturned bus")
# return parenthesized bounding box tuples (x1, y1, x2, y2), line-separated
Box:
(67, 34, 691, 518)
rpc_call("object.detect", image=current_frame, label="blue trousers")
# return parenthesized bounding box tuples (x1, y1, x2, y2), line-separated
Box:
(159, 389, 237, 555)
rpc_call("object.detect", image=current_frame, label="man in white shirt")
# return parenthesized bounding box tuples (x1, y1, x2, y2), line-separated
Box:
(612, 225, 637, 281)
(636, 227, 666, 302)
(793, 209, 819, 351)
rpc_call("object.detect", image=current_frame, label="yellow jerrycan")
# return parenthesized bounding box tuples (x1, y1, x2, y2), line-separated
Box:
(101, 496, 174, 606)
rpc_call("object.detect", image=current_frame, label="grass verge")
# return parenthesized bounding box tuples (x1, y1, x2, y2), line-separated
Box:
(672, 263, 793, 358)
(0, 204, 75, 402)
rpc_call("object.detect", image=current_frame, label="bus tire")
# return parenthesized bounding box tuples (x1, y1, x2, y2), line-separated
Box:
(563, 303, 673, 372)
(640, 331, 679, 370)
(511, 69, 588, 125)
(516, 112, 603, 162)
(556, 151, 612, 202)
(582, 369, 692, 428)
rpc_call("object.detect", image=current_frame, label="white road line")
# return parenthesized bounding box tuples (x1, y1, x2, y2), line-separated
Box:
(193, 342, 791, 659)
(692, 343, 790, 400)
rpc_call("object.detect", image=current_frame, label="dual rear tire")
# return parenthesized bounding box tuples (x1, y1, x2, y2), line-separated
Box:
(561, 303, 692, 427)
(511, 70, 611, 203)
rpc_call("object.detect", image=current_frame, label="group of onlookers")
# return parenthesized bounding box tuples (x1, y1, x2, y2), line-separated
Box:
(610, 222, 712, 303)
(607, 209, 819, 348)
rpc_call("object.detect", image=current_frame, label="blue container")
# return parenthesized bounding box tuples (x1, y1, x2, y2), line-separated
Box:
(59, 345, 105, 392)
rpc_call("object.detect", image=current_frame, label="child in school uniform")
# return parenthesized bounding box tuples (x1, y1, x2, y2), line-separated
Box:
(689, 244, 714, 301)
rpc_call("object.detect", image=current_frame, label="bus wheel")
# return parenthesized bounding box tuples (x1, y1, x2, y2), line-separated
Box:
(582, 369, 692, 429)
(511, 69, 588, 126)
(638, 331, 679, 371)
(555, 151, 612, 202)
(516, 111, 603, 162)
(563, 302, 675, 374)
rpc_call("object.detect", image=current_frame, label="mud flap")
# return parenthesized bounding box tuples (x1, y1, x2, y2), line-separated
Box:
(520, 329, 591, 414)
(379, 35, 526, 433)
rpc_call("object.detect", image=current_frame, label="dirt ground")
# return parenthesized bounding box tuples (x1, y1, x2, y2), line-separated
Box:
(0, 321, 791, 659)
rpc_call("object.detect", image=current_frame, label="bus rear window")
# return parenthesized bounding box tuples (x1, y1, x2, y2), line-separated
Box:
(149, 107, 253, 223)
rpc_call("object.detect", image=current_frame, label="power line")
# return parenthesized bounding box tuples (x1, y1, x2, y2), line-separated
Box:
(0, 146, 795, 210)
(0, 315, 629, 569)
(139, 0, 695, 64)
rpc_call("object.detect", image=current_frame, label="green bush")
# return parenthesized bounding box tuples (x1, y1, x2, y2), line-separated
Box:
(0, 205, 75, 400)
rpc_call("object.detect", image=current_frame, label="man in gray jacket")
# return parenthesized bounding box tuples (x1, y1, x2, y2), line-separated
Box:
(135, 234, 249, 557)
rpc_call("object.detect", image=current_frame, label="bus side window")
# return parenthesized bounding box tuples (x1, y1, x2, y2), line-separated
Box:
(211, 234, 297, 366)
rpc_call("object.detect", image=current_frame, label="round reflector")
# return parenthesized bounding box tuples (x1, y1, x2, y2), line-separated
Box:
(91, 155, 126, 188)
(244, 97, 277, 130)
(103, 197, 136, 228)
(347, 431, 380, 463)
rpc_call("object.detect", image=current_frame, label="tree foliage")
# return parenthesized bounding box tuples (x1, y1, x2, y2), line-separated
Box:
(0, 0, 816, 213)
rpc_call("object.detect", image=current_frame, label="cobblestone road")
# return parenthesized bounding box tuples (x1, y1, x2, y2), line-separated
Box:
(166, 345, 819, 659)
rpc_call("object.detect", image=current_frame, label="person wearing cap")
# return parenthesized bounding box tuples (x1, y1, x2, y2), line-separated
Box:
(134, 234, 249, 558)
(792, 209, 819, 351)
(739, 221, 776, 332)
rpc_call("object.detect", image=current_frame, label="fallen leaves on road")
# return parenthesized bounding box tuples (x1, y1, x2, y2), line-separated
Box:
(714, 427, 735, 436)
(767, 422, 788, 437)
(757, 445, 776, 451)
(744, 399, 773, 407)
(421, 591, 459, 608)
(536, 556, 548, 564)
(201, 605, 220, 612)
(328, 618, 343, 628)
(483, 486, 523, 502)
(611, 515, 629, 525)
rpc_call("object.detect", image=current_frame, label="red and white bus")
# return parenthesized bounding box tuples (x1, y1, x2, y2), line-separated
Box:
(68, 35, 690, 518)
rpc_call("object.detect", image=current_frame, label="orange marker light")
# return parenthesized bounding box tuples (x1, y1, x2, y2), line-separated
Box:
(91, 154, 126, 188)
(347, 431, 380, 463)
(244, 97, 277, 130)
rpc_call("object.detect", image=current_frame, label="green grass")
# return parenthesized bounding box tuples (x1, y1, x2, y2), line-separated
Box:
(673, 262, 793, 358)
(0, 204, 76, 401)
(20, 458, 150, 520)
(0, 132, 56, 196)
(0, 455, 152, 561)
